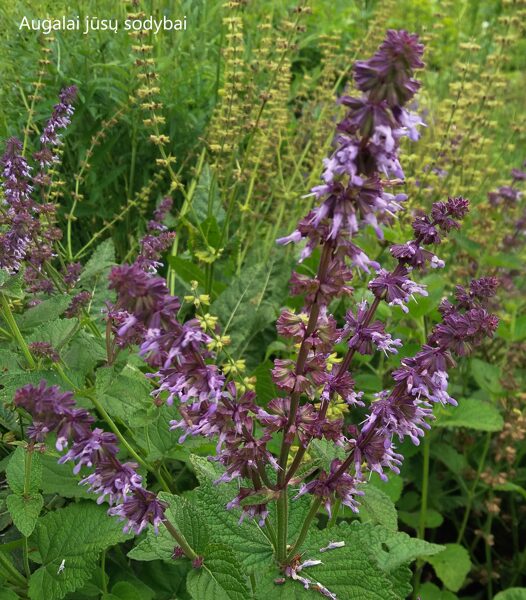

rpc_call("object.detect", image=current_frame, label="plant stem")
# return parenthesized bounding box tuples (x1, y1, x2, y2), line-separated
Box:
(22, 538, 31, 579)
(101, 550, 108, 594)
(327, 498, 341, 528)
(412, 433, 431, 599)
(0, 293, 36, 369)
(456, 432, 491, 544)
(276, 489, 289, 563)
(418, 434, 431, 540)
(0, 551, 26, 587)
(287, 498, 322, 562)
(22, 446, 33, 578)
(163, 520, 197, 560)
(263, 520, 277, 549)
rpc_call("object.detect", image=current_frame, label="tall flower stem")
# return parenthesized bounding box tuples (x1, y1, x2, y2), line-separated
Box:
(284, 296, 382, 487)
(276, 242, 333, 564)
(276, 489, 289, 563)
(0, 293, 36, 369)
(287, 497, 323, 561)
(278, 242, 334, 480)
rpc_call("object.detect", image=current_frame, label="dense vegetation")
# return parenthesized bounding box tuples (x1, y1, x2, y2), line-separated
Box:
(0, 1, 525, 599)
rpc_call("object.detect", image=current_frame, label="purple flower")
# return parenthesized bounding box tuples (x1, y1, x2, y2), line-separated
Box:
(353, 30, 424, 106)
(296, 459, 364, 516)
(351, 429, 403, 481)
(369, 267, 428, 312)
(65, 290, 92, 318)
(0, 138, 35, 272)
(14, 382, 152, 518)
(341, 301, 402, 355)
(81, 460, 142, 505)
(64, 262, 82, 287)
(39, 86, 78, 148)
(431, 308, 499, 355)
(59, 428, 120, 474)
(108, 488, 167, 534)
(28, 341, 60, 363)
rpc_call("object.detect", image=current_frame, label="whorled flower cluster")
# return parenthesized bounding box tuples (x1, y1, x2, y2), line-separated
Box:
(0, 86, 78, 293)
(14, 381, 166, 534)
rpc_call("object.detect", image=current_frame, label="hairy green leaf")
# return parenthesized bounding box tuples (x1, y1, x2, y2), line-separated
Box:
(435, 398, 503, 432)
(29, 502, 130, 600)
(16, 295, 72, 330)
(186, 544, 249, 600)
(6, 447, 42, 495)
(6, 493, 43, 536)
(358, 484, 398, 531)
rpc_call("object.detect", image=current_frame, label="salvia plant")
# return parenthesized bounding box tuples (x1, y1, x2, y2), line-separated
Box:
(0, 26, 514, 600)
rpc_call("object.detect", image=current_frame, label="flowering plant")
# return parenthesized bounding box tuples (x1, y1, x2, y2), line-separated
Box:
(0, 29, 501, 600)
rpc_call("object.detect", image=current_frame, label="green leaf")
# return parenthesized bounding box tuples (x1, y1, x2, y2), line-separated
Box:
(398, 508, 444, 530)
(0, 370, 70, 405)
(259, 522, 440, 600)
(16, 295, 72, 330)
(369, 473, 404, 503)
(284, 522, 442, 600)
(494, 589, 526, 600)
(252, 361, 277, 406)
(186, 544, 249, 600)
(63, 332, 106, 377)
(128, 492, 208, 562)
(309, 439, 346, 472)
(482, 252, 523, 269)
(512, 315, 526, 342)
(189, 163, 225, 226)
(493, 481, 526, 500)
(435, 398, 503, 432)
(6, 447, 42, 495)
(419, 582, 458, 600)
(39, 454, 91, 499)
(104, 581, 144, 600)
(79, 239, 115, 282)
(406, 274, 444, 319)
(0, 589, 21, 600)
(110, 580, 154, 600)
(210, 258, 291, 360)
(427, 543, 471, 592)
(134, 405, 181, 461)
(470, 358, 503, 395)
(361, 525, 444, 572)
(29, 502, 130, 600)
(6, 493, 43, 536)
(168, 256, 207, 290)
(0, 270, 25, 299)
(27, 318, 78, 350)
(431, 443, 467, 474)
(358, 484, 398, 531)
(0, 349, 21, 371)
(192, 480, 273, 572)
(189, 456, 273, 572)
(95, 364, 152, 427)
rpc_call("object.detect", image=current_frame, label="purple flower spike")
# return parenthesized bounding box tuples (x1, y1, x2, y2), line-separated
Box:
(109, 488, 167, 534)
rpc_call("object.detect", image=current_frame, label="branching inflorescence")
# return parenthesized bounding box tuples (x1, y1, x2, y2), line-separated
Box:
(12, 31, 499, 574)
